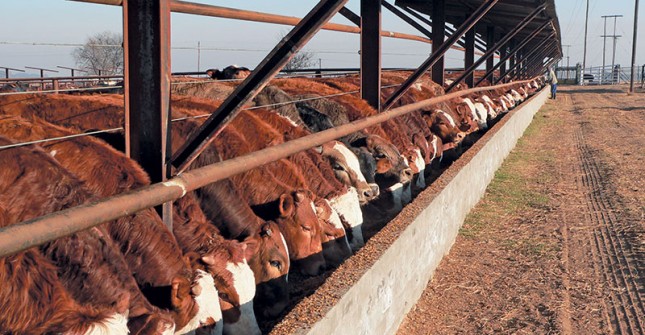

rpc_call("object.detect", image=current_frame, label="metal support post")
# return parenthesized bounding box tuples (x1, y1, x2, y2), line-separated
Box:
(1, 67, 25, 79)
(171, 0, 348, 174)
(464, 16, 475, 88)
(383, 0, 499, 110)
(446, 5, 546, 91)
(474, 20, 550, 87)
(508, 40, 516, 79)
(629, 0, 640, 93)
(499, 43, 507, 82)
(123, 0, 173, 228)
(431, 0, 446, 86)
(486, 25, 495, 83)
(361, 0, 381, 111)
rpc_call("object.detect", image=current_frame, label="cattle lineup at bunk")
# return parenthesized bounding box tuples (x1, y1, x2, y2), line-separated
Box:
(0, 68, 545, 334)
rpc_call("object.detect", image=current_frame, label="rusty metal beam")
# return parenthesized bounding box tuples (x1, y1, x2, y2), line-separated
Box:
(361, 0, 382, 111)
(383, 0, 499, 110)
(123, 0, 173, 228)
(382, 1, 431, 38)
(73, 0, 433, 45)
(431, 0, 446, 85)
(398, 5, 487, 53)
(464, 14, 475, 88)
(498, 35, 554, 83)
(475, 20, 551, 87)
(171, 0, 348, 174)
(485, 25, 495, 83)
(446, 4, 546, 91)
(339, 6, 361, 26)
(0, 78, 536, 259)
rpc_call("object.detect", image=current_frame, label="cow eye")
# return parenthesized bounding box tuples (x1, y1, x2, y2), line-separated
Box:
(301, 225, 312, 232)
(374, 152, 386, 159)
(218, 292, 230, 302)
(332, 163, 345, 171)
(269, 260, 282, 271)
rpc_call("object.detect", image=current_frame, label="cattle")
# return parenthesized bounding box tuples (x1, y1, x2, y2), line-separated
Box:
(0, 116, 225, 334)
(0, 93, 290, 318)
(206, 65, 251, 80)
(0, 81, 29, 93)
(0, 136, 176, 335)
(0, 206, 131, 334)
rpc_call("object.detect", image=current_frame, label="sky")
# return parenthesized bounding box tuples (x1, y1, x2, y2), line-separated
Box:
(0, 0, 643, 77)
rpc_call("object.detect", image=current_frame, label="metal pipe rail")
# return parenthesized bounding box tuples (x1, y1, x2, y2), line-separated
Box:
(0, 78, 535, 258)
(73, 0, 432, 44)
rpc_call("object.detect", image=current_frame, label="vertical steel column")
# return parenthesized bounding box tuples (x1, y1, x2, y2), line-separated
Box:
(446, 5, 546, 91)
(361, 0, 381, 111)
(508, 39, 516, 79)
(431, 0, 446, 85)
(172, 0, 348, 173)
(503, 38, 555, 82)
(486, 25, 495, 83)
(123, 0, 172, 228)
(464, 15, 476, 88)
(474, 20, 550, 87)
(383, 0, 499, 110)
(499, 45, 507, 82)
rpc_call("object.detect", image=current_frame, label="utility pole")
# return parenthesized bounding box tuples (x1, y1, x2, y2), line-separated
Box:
(197, 41, 201, 72)
(582, 0, 590, 85)
(601, 15, 623, 84)
(629, 0, 640, 93)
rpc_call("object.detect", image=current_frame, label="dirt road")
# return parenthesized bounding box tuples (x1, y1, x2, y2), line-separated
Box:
(397, 85, 645, 334)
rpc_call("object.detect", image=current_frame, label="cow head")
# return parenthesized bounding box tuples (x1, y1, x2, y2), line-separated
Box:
(351, 135, 413, 188)
(315, 198, 352, 268)
(245, 222, 290, 319)
(275, 190, 326, 276)
(194, 241, 260, 335)
(422, 109, 465, 144)
(170, 255, 223, 335)
(318, 141, 378, 204)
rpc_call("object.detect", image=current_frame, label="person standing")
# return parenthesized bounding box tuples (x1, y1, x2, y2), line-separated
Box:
(547, 67, 558, 99)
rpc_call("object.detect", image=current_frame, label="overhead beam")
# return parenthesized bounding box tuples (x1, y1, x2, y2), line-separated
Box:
(171, 0, 348, 173)
(123, 0, 173, 228)
(361, 0, 382, 111)
(446, 4, 546, 91)
(74, 0, 432, 44)
(383, 0, 499, 110)
(474, 20, 551, 87)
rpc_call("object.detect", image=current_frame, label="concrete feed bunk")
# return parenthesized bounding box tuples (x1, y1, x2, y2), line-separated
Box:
(271, 88, 549, 335)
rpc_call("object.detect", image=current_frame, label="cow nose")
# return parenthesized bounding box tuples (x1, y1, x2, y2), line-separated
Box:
(369, 183, 380, 198)
(456, 132, 466, 140)
(362, 189, 373, 199)
(401, 168, 413, 183)
(316, 262, 326, 275)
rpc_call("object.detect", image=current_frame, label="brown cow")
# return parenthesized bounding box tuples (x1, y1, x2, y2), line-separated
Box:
(0, 93, 289, 321)
(0, 136, 175, 335)
(0, 206, 130, 334)
(0, 115, 224, 334)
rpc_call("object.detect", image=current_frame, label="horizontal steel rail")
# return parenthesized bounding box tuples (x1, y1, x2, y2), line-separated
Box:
(0, 75, 123, 83)
(72, 0, 432, 44)
(0, 78, 535, 258)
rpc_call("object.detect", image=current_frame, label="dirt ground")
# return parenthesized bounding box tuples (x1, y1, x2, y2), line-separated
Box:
(397, 85, 645, 335)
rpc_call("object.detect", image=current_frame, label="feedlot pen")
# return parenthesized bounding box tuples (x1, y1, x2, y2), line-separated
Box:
(399, 85, 645, 334)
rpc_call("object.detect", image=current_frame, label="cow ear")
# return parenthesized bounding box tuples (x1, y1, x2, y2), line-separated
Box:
(242, 235, 259, 261)
(279, 193, 294, 218)
(115, 291, 131, 315)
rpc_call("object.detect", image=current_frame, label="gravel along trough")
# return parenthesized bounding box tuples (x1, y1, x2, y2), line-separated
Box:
(269, 87, 550, 335)
(398, 85, 645, 334)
